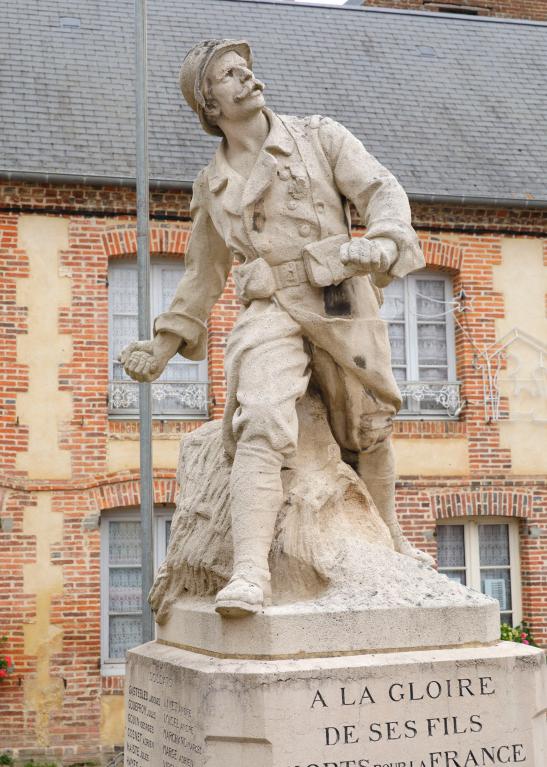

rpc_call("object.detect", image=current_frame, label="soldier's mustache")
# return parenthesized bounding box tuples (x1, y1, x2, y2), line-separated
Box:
(234, 80, 265, 103)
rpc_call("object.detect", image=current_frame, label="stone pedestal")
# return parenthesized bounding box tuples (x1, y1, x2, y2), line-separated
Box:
(155, 595, 500, 658)
(130, 399, 547, 767)
(125, 634, 546, 767)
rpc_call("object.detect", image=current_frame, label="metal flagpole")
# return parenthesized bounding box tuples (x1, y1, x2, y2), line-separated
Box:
(135, 0, 154, 644)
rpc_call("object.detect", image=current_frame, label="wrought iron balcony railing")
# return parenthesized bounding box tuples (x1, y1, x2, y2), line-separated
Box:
(397, 381, 462, 418)
(108, 380, 209, 418)
(108, 380, 460, 420)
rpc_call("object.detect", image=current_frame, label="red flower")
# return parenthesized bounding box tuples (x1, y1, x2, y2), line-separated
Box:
(0, 669, 7, 678)
(4, 656, 12, 666)
(522, 639, 530, 645)
(521, 633, 527, 639)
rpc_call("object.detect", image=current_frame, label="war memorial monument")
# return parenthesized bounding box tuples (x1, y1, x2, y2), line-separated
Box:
(121, 39, 546, 767)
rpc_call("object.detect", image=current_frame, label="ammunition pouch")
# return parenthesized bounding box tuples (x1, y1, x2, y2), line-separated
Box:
(302, 233, 355, 287)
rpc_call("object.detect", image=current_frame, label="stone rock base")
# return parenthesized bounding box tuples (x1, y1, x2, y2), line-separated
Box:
(157, 595, 500, 658)
(125, 641, 546, 767)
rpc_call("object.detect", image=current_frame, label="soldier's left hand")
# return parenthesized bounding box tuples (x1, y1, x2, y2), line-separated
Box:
(340, 238, 387, 273)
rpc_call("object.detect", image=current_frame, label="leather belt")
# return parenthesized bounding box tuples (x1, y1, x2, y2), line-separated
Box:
(271, 259, 309, 290)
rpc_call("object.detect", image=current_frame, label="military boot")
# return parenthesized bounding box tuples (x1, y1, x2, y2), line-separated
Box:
(215, 441, 281, 616)
(358, 438, 434, 566)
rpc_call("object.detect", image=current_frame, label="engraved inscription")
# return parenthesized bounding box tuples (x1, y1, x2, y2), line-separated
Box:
(288, 672, 530, 767)
(126, 661, 203, 767)
(126, 683, 160, 766)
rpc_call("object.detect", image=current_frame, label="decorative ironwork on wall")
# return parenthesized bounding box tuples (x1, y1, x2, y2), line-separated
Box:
(109, 381, 209, 417)
(474, 328, 547, 423)
(398, 381, 462, 418)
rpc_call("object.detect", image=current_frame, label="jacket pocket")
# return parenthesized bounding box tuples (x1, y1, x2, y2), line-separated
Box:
(232, 258, 276, 304)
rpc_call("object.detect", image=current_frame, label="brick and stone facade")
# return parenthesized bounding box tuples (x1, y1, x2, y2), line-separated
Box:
(0, 180, 546, 763)
(361, 0, 547, 21)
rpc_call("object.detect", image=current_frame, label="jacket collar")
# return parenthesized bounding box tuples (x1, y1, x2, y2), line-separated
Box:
(207, 108, 293, 196)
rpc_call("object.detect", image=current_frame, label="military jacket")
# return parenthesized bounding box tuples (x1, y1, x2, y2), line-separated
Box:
(155, 108, 424, 360)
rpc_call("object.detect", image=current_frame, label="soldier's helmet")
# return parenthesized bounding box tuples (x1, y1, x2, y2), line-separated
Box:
(179, 39, 253, 137)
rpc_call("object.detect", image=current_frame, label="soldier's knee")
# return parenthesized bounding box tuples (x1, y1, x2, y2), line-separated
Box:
(358, 421, 393, 452)
(233, 402, 299, 457)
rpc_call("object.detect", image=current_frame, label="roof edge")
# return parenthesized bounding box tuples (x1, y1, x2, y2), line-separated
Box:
(1, 170, 546, 210)
(0, 170, 193, 192)
(408, 192, 547, 210)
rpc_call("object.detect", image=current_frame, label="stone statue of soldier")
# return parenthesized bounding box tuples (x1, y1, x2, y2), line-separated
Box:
(121, 39, 431, 618)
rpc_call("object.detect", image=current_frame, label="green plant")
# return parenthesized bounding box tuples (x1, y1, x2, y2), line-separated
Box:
(22, 761, 58, 767)
(0, 754, 14, 766)
(500, 621, 538, 647)
(0, 635, 15, 681)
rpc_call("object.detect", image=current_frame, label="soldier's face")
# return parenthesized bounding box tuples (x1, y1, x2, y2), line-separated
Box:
(203, 50, 265, 123)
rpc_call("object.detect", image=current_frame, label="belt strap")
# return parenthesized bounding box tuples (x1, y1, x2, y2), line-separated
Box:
(271, 259, 309, 290)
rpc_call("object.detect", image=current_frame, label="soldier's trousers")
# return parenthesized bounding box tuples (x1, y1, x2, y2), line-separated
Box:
(224, 298, 398, 575)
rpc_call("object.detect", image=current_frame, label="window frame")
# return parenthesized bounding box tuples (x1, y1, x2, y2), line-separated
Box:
(107, 259, 209, 420)
(436, 516, 522, 626)
(100, 507, 173, 675)
(382, 269, 459, 419)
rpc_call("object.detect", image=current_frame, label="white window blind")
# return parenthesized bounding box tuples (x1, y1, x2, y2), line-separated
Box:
(108, 261, 208, 417)
(437, 519, 521, 626)
(101, 509, 173, 670)
(380, 271, 458, 417)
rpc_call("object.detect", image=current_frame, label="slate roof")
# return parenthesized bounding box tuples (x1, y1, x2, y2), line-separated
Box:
(1, 0, 546, 204)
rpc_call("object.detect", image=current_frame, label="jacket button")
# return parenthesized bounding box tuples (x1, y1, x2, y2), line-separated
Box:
(287, 200, 298, 210)
(316, 201, 325, 213)
(298, 223, 311, 237)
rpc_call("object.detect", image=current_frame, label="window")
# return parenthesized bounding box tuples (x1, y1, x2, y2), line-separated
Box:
(436, 518, 522, 626)
(108, 260, 208, 418)
(380, 271, 459, 417)
(438, 7, 480, 13)
(422, 4, 483, 15)
(100, 508, 173, 672)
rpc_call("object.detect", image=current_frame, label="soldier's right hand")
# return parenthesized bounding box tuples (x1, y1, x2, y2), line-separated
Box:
(119, 332, 181, 383)
(340, 238, 386, 273)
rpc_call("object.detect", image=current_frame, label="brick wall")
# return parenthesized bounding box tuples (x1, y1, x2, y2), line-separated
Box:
(0, 181, 545, 762)
(0, 215, 29, 475)
(361, 0, 547, 21)
(3, 180, 547, 234)
(0, 182, 192, 219)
